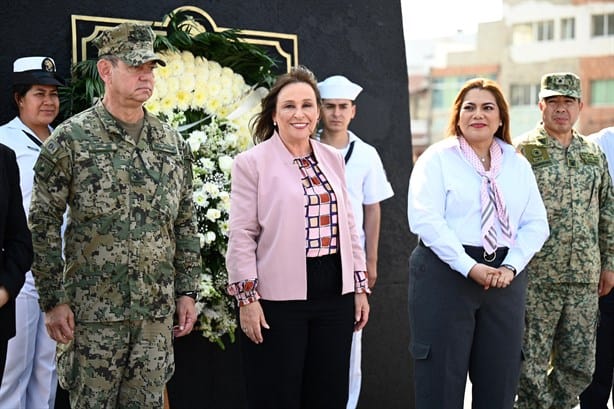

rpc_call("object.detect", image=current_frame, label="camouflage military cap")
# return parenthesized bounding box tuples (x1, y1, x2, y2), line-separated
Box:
(92, 22, 166, 67)
(539, 72, 581, 100)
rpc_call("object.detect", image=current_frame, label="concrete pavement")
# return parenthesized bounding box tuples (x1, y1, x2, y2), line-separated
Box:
(462, 378, 613, 408)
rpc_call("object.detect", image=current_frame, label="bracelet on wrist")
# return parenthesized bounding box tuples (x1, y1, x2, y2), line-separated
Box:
(177, 290, 198, 300)
(500, 264, 517, 276)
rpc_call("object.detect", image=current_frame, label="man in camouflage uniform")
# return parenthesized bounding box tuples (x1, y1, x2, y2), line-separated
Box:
(514, 73, 614, 409)
(28, 23, 202, 408)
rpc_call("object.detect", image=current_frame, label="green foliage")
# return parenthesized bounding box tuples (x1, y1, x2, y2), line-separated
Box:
(58, 59, 103, 121)
(158, 10, 278, 88)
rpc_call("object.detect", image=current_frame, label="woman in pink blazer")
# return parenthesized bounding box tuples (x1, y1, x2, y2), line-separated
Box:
(226, 66, 370, 409)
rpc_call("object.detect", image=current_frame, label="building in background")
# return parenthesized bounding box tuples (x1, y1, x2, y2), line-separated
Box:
(409, 0, 614, 156)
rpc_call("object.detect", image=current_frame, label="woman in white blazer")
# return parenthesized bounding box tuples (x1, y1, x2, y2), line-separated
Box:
(407, 78, 549, 409)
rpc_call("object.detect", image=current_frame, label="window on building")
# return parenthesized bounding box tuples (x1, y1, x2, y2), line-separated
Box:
(536, 20, 554, 41)
(592, 13, 614, 37)
(561, 17, 575, 40)
(510, 84, 540, 106)
(591, 79, 614, 106)
(512, 21, 555, 43)
(431, 75, 497, 110)
(512, 23, 533, 45)
(431, 77, 465, 109)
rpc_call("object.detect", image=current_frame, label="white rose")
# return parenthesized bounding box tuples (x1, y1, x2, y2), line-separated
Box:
(218, 155, 233, 173)
(224, 132, 239, 148)
(206, 208, 221, 221)
(203, 182, 220, 196)
(187, 135, 201, 152)
(190, 130, 207, 146)
(204, 231, 216, 244)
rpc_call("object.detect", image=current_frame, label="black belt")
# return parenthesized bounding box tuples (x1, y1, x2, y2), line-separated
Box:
(418, 240, 508, 267)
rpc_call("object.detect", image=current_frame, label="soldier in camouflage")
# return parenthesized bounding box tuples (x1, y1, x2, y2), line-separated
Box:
(514, 73, 614, 409)
(28, 22, 202, 408)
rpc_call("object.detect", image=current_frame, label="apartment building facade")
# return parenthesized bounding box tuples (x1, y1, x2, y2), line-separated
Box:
(411, 0, 614, 155)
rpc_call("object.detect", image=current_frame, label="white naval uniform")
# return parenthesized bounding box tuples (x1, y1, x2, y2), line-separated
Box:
(323, 130, 394, 409)
(0, 116, 57, 409)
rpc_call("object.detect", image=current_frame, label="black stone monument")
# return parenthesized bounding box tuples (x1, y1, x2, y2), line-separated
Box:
(0, 1, 414, 407)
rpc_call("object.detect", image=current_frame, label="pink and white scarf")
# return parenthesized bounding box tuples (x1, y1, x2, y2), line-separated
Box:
(459, 136, 513, 254)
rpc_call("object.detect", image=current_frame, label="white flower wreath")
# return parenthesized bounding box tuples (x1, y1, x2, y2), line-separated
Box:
(145, 50, 266, 346)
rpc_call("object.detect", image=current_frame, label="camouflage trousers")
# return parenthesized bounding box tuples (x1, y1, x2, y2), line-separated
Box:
(515, 283, 599, 409)
(56, 315, 174, 409)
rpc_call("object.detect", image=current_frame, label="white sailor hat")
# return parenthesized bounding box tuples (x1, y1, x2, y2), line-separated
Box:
(317, 75, 363, 100)
(12, 56, 64, 86)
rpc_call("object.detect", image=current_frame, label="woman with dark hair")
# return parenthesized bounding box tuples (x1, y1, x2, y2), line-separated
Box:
(226, 65, 369, 408)
(0, 143, 32, 389)
(0, 56, 63, 408)
(407, 78, 550, 408)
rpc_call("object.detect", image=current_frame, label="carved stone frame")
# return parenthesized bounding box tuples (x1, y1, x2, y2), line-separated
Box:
(70, 5, 298, 73)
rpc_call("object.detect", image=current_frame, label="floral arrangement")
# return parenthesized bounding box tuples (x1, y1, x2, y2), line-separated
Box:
(60, 11, 278, 348)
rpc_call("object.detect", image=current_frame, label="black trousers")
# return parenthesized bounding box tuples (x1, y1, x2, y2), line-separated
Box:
(0, 339, 7, 389)
(580, 290, 614, 409)
(241, 253, 354, 409)
(408, 244, 527, 409)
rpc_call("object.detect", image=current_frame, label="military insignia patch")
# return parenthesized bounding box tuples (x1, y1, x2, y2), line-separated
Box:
(45, 139, 60, 155)
(34, 155, 56, 180)
(523, 145, 552, 168)
(41, 57, 56, 72)
(579, 152, 600, 166)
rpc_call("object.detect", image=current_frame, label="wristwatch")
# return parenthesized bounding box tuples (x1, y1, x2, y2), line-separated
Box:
(501, 264, 517, 276)
(177, 290, 198, 300)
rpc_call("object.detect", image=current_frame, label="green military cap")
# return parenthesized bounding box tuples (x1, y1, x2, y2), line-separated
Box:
(538, 72, 581, 100)
(92, 22, 166, 67)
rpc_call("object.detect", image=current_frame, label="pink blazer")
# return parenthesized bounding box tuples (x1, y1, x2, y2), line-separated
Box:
(226, 132, 366, 300)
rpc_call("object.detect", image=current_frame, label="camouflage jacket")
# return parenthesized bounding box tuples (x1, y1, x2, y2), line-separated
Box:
(29, 101, 202, 321)
(516, 126, 614, 284)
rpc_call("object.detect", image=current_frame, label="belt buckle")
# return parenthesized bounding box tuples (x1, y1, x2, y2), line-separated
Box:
(483, 250, 496, 262)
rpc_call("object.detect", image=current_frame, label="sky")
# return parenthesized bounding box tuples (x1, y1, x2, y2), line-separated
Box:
(401, 0, 503, 41)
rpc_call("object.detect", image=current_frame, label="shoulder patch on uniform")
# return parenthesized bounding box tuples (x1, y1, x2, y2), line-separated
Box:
(34, 154, 56, 180)
(45, 139, 61, 155)
(521, 145, 552, 168)
(579, 152, 600, 166)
